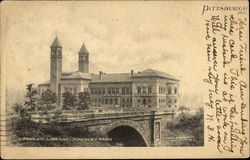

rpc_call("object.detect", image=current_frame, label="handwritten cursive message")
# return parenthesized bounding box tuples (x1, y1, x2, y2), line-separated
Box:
(203, 12, 248, 156)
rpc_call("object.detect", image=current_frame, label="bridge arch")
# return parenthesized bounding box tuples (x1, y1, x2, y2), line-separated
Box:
(101, 120, 150, 146)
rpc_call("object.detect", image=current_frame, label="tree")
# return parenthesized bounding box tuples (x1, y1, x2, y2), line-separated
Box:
(77, 92, 90, 110)
(177, 106, 190, 119)
(40, 89, 57, 110)
(24, 84, 38, 111)
(62, 91, 77, 110)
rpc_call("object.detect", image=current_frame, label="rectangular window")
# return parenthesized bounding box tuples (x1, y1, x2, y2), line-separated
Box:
(112, 88, 115, 94)
(125, 87, 129, 94)
(142, 86, 146, 93)
(168, 87, 172, 94)
(148, 86, 152, 94)
(122, 87, 125, 94)
(98, 88, 101, 95)
(102, 88, 105, 94)
(116, 88, 119, 94)
(74, 87, 77, 94)
(137, 87, 141, 94)
(108, 88, 111, 94)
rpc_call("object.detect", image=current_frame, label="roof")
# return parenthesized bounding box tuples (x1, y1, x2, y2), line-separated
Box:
(38, 69, 178, 85)
(61, 71, 92, 80)
(133, 69, 179, 80)
(50, 37, 62, 48)
(90, 73, 132, 83)
(79, 43, 89, 53)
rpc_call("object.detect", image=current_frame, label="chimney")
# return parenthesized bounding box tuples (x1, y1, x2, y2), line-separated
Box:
(99, 71, 103, 80)
(131, 70, 134, 77)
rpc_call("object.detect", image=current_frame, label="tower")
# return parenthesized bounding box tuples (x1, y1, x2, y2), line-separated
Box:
(50, 37, 62, 95)
(78, 43, 89, 73)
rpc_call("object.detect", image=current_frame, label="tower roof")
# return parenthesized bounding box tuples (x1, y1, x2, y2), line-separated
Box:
(51, 37, 62, 48)
(79, 43, 89, 53)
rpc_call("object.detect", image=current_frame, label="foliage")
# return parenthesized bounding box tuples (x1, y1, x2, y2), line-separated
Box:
(62, 92, 77, 110)
(39, 89, 57, 110)
(164, 107, 204, 146)
(177, 105, 191, 119)
(24, 84, 39, 111)
(77, 92, 90, 110)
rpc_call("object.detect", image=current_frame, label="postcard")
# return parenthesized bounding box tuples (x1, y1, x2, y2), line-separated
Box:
(0, 0, 248, 159)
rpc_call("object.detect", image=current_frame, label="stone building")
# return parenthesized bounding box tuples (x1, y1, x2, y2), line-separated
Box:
(38, 37, 180, 109)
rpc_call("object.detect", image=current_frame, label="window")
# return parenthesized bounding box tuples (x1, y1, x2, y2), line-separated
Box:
(58, 51, 62, 56)
(98, 88, 101, 95)
(138, 99, 140, 103)
(137, 87, 141, 94)
(148, 86, 152, 94)
(125, 87, 129, 94)
(115, 98, 118, 105)
(112, 88, 115, 94)
(84, 88, 88, 92)
(174, 99, 177, 103)
(105, 99, 108, 104)
(94, 88, 97, 95)
(102, 88, 105, 94)
(174, 87, 177, 94)
(127, 98, 129, 103)
(108, 88, 111, 94)
(74, 87, 77, 94)
(116, 88, 119, 94)
(168, 87, 172, 94)
(148, 99, 151, 103)
(142, 86, 146, 93)
(122, 87, 125, 94)
(122, 99, 125, 103)
(110, 99, 113, 104)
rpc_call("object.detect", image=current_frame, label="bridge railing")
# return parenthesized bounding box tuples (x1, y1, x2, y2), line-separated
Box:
(30, 109, 175, 123)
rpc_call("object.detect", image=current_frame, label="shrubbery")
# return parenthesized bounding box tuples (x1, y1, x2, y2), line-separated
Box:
(164, 107, 204, 146)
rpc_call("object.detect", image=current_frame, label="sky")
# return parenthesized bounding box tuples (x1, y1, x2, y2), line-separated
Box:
(1, 1, 208, 108)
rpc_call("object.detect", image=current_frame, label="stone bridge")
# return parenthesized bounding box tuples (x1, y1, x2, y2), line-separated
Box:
(58, 110, 175, 146)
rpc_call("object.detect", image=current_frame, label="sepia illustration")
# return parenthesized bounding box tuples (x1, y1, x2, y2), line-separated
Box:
(5, 34, 204, 147)
(1, 0, 248, 159)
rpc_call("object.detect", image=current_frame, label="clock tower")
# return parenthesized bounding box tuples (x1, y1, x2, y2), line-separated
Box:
(78, 43, 89, 73)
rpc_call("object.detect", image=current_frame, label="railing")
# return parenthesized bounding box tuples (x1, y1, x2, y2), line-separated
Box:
(30, 109, 175, 123)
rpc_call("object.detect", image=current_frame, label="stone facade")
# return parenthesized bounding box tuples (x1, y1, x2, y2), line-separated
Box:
(38, 37, 180, 109)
